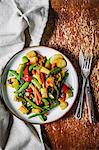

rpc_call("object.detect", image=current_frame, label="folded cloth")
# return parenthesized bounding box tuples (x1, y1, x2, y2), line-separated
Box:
(0, 0, 49, 150)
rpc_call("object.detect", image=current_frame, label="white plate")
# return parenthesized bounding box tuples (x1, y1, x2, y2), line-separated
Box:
(1, 46, 78, 124)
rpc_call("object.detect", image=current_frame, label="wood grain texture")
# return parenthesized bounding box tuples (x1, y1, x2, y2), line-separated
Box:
(40, 0, 99, 150)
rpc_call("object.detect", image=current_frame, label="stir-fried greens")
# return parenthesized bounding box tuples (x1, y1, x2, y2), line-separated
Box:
(7, 50, 73, 121)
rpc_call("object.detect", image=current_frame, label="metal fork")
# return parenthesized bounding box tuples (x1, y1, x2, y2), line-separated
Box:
(75, 56, 92, 119)
(85, 56, 96, 123)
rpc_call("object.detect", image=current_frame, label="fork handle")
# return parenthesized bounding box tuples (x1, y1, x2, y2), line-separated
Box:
(85, 79, 96, 123)
(75, 77, 86, 120)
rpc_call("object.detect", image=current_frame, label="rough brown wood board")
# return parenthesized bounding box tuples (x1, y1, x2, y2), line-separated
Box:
(40, 0, 99, 150)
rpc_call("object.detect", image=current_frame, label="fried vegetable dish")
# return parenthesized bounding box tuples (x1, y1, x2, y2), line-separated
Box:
(8, 50, 73, 121)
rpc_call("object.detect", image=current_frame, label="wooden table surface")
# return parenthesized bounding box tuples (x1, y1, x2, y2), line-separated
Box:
(26, 0, 99, 149)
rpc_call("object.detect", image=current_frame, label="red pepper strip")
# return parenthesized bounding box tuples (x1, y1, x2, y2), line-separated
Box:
(33, 87, 39, 105)
(26, 87, 32, 93)
(62, 84, 68, 93)
(23, 66, 32, 82)
(40, 72, 45, 87)
(22, 75, 32, 82)
(24, 66, 29, 76)
(34, 87, 42, 105)
(35, 87, 42, 100)
(35, 94, 39, 105)
(40, 72, 44, 83)
(38, 99, 42, 105)
(36, 89, 42, 104)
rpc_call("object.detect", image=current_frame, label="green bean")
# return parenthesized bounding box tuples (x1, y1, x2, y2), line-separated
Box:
(18, 64, 26, 81)
(24, 96, 43, 110)
(61, 71, 69, 85)
(42, 98, 49, 106)
(31, 78, 41, 90)
(45, 58, 50, 68)
(18, 82, 29, 93)
(28, 101, 60, 119)
(39, 115, 47, 121)
(9, 70, 24, 84)
(33, 66, 41, 70)
(43, 105, 49, 109)
(28, 109, 48, 118)
(49, 93, 54, 99)
(46, 97, 53, 103)
(9, 70, 19, 78)
(54, 85, 59, 98)
(18, 93, 23, 97)
(50, 67, 61, 75)
(29, 64, 37, 72)
(45, 59, 50, 65)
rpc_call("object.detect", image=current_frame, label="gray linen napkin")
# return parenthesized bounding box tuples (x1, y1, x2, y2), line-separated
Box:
(0, 0, 49, 150)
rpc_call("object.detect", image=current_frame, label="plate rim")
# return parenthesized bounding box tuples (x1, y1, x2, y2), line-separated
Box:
(1, 46, 78, 124)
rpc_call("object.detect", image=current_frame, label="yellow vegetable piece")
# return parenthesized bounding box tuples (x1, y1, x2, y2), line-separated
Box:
(61, 69, 65, 78)
(18, 105, 29, 114)
(40, 67, 50, 74)
(14, 96, 22, 102)
(33, 73, 42, 85)
(26, 50, 36, 59)
(55, 59, 67, 68)
(16, 64, 24, 73)
(66, 89, 72, 99)
(32, 108, 41, 114)
(46, 77, 54, 87)
(8, 78, 19, 90)
(41, 88, 48, 98)
(29, 83, 34, 91)
(49, 93, 54, 99)
(29, 57, 38, 64)
(50, 54, 63, 64)
(25, 92, 30, 97)
(60, 101, 68, 110)
(58, 97, 64, 102)
(45, 63, 50, 69)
